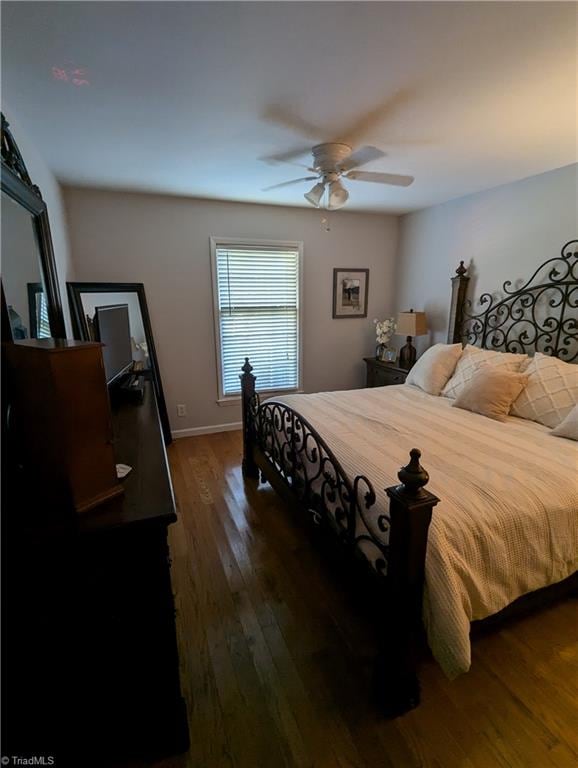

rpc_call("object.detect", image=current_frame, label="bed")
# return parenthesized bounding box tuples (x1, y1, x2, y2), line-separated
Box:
(239, 240, 578, 716)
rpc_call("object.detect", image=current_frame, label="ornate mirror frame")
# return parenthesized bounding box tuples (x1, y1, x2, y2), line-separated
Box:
(1, 113, 66, 341)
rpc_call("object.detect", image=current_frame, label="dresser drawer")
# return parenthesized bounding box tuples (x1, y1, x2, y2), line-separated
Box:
(364, 358, 409, 388)
(375, 367, 407, 386)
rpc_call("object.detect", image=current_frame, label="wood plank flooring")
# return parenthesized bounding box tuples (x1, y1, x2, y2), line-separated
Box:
(153, 431, 578, 768)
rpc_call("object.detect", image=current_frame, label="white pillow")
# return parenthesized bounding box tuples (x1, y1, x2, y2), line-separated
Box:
(405, 343, 463, 396)
(441, 345, 529, 399)
(511, 353, 578, 429)
(551, 405, 578, 441)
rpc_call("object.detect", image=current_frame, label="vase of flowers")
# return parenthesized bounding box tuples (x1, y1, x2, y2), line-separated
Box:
(373, 317, 397, 362)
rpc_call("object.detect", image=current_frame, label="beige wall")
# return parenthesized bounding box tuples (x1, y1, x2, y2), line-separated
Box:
(64, 188, 398, 433)
(3, 106, 74, 334)
(63, 166, 575, 435)
(394, 163, 578, 354)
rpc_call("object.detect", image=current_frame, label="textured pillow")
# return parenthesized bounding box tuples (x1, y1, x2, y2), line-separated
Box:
(511, 353, 578, 428)
(405, 343, 463, 396)
(452, 368, 528, 422)
(551, 405, 578, 441)
(441, 345, 529, 399)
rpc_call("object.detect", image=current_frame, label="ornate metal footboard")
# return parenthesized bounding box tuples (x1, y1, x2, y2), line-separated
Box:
(240, 359, 439, 716)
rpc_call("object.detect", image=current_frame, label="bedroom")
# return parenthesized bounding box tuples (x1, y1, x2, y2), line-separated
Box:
(1, 1, 576, 767)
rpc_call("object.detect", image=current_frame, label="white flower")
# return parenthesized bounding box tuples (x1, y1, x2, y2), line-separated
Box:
(373, 316, 397, 345)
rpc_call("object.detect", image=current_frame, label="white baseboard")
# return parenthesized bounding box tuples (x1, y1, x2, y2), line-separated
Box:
(171, 421, 242, 439)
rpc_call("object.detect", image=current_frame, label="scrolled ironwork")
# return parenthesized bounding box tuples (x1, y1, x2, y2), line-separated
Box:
(460, 240, 578, 361)
(254, 399, 390, 576)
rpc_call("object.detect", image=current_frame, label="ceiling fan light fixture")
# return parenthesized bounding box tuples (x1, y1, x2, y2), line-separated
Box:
(327, 179, 349, 210)
(304, 181, 325, 207)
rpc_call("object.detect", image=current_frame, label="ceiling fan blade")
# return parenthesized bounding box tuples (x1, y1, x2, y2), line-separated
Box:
(345, 171, 414, 187)
(334, 87, 415, 146)
(259, 146, 313, 167)
(338, 146, 386, 173)
(262, 176, 318, 192)
(262, 104, 325, 140)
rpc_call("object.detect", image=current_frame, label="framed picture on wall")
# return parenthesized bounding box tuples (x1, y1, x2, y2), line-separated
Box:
(332, 268, 369, 318)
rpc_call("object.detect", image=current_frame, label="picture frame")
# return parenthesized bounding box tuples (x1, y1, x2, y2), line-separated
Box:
(332, 268, 369, 319)
(383, 347, 398, 363)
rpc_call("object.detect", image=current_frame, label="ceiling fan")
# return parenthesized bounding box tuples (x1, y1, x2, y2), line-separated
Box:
(263, 142, 414, 210)
(261, 90, 418, 209)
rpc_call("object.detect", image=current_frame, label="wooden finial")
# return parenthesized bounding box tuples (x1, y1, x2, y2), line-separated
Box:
(240, 357, 256, 397)
(455, 261, 467, 277)
(397, 448, 430, 495)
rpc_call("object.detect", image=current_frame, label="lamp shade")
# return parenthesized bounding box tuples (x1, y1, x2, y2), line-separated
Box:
(327, 180, 349, 210)
(396, 310, 427, 337)
(304, 182, 325, 207)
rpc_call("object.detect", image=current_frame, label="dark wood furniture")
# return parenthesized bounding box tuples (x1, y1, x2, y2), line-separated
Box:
(6, 339, 124, 515)
(2, 379, 189, 763)
(1, 113, 186, 760)
(240, 239, 578, 717)
(364, 358, 408, 388)
(67, 281, 172, 446)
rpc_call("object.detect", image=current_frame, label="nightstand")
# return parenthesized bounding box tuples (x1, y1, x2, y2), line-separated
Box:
(364, 357, 409, 388)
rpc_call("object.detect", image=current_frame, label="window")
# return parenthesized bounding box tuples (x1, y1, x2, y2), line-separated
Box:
(37, 291, 51, 338)
(211, 238, 302, 399)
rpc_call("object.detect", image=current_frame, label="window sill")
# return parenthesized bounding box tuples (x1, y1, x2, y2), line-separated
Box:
(217, 388, 304, 407)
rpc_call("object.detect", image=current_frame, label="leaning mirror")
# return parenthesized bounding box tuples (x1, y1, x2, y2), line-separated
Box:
(67, 282, 172, 445)
(1, 113, 66, 341)
(1, 191, 50, 339)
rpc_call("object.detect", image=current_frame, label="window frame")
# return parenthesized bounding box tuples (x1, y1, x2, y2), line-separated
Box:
(210, 236, 304, 405)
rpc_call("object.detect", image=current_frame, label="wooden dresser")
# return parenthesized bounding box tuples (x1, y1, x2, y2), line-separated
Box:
(3, 378, 189, 764)
(364, 357, 409, 388)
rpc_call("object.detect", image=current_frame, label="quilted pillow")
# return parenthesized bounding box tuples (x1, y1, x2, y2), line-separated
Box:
(511, 353, 578, 428)
(551, 405, 578, 441)
(441, 345, 529, 399)
(405, 343, 463, 396)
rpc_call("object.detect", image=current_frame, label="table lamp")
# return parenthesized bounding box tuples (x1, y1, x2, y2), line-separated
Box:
(396, 309, 428, 370)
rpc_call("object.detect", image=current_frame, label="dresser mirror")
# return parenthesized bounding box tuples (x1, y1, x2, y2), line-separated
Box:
(67, 281, 172, 445)
(1, 114, 66, 342)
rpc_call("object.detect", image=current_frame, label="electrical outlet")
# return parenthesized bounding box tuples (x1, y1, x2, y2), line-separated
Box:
(177, 404, 187, 417)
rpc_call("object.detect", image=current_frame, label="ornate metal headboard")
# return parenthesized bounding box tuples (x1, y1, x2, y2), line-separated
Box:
(448, 239, 578, 362)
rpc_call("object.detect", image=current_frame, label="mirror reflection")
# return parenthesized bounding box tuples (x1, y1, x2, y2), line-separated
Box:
(79, 291, 149, 371)
(67, 281, 171, 444)
(1, 190, 50, 339)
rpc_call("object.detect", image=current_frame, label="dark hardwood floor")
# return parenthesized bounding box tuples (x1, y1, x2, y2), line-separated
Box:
(151, 431, 578, 768)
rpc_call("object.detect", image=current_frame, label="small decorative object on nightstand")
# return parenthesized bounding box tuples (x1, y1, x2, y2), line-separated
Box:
(373, 316, 397, 362)
(396, 309, 428, 370)
(364, 357, 409, 388)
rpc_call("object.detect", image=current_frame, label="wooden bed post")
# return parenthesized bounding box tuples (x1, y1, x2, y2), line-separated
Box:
(240, 358, 259, 479)
(376, 449, 439, 716)
(447, 261, 470, 343)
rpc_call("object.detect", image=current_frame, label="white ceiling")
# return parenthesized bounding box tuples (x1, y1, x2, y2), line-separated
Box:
(2, 2, 577, 213)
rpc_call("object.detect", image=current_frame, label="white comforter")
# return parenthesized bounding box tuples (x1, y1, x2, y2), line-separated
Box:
(270, 384, 578, 678)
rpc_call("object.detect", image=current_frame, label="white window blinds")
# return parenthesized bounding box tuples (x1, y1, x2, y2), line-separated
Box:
(213, 241, 301, 397)
(37, 292, 51, 338)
